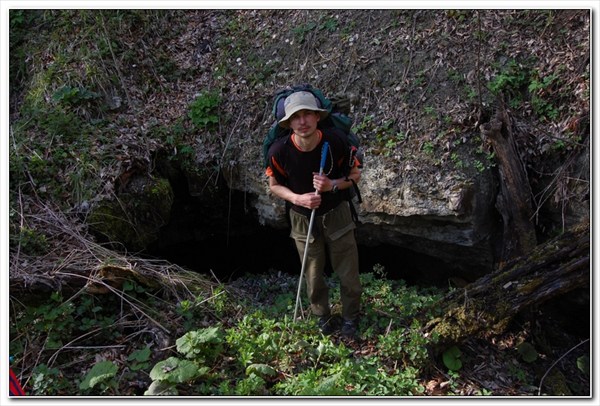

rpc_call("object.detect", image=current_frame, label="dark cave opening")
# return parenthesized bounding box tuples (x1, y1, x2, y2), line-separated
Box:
(147, 220, 456, 288)
(145, 169, 458, 288)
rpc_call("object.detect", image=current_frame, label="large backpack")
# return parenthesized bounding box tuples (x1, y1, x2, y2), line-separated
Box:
(263, 84, 363, 218)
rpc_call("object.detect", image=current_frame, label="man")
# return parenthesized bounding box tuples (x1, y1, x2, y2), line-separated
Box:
(265, 90, 362, 337)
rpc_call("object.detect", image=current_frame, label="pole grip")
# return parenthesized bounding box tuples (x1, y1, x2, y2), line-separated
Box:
(319, 141, 329, 175)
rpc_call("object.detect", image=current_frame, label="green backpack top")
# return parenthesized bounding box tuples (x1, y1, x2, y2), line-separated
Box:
(263, 83, 362, 168)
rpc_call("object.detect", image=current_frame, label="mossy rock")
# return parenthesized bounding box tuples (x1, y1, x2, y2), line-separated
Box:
(88, 176, 173, 251)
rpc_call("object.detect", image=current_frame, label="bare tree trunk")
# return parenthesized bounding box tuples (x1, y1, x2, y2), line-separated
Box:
(481, 101, 537, 265)
(420, 221, 589, 347)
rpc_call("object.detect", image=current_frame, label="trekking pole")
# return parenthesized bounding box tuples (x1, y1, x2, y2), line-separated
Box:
(293, 141, 329, 322)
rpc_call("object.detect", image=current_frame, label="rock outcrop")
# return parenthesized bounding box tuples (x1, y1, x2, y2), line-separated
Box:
(237, 146, 499, 280)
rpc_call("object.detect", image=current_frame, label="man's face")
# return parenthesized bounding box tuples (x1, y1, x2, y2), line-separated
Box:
(288, 109, 320, 138)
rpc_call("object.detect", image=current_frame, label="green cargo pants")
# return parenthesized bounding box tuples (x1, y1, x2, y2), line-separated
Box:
(289, 201, 362, 321)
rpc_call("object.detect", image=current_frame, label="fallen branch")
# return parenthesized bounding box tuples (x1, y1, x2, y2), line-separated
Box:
(420, 220, 589, 347)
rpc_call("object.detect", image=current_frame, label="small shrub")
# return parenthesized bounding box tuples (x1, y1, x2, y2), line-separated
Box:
(176, 327, 224, 363)
(30, 364, 72, 395)
(188, 91, 220, 129)
(11, 226, 49, 255)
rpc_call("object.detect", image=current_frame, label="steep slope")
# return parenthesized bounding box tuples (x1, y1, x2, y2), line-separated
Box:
(9, 9, 590, 279)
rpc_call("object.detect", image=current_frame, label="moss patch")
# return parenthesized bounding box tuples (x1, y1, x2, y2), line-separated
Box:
(89, 176, 173, 251)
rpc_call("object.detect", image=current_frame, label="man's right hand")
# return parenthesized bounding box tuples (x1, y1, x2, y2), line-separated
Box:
(294, 192, 321, 209)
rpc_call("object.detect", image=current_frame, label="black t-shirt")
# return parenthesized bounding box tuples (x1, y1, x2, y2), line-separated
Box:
(267, 129, 350, 217)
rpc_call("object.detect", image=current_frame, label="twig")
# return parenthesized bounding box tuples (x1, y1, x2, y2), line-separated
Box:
(47, 327, 105, 368)
(530, 147, 584, 230)
(210, 269, 222, 285)
(415, 59, 441, 106)
(384, 319, 393, 336)
(537, 338, 589, 395)
(219, 113, 242, 247)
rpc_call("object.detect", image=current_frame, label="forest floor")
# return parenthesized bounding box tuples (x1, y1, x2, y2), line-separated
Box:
(229, 270, 591, 397)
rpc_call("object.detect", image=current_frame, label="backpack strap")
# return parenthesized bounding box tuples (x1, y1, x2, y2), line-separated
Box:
(348, 197, 360, 224)
(347, 177, 362, 204)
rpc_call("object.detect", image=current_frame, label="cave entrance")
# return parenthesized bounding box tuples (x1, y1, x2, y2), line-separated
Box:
(147, 220, 456, 287)
(145, 170, 457, 287)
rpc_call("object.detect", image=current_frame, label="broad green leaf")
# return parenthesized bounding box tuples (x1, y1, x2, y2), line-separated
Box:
(176, 327, 222, 358)
(577, 355, 589, 375)
(516, 342, 538, 363)
(316, 342, 326, 357)
(442, 345, 462, 371)
(144, 380, 178, 396)
(314, 373, 346, 396)
(128, 347, 151, 362)
(295, 339, 310, 350)
(79, 361, 118, 390)
(246, 363, 277, 378)
(149, 357, 201, 384)
(45, 338, 63, 350)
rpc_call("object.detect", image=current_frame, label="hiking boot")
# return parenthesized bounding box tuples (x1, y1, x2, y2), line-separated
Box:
(318, 315, 335, 335)
(341, 318, 358, 338)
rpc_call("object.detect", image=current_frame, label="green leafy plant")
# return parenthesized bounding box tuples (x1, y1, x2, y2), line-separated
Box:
(516, 341, 538, 363)
(320, 16, 338, 32)
(355, 114, 374, 133)
(146, 357, 209, 395)
(292, 21, 317, 43)
(11, 226, 49, 255)
(473, 159, 486, 173)
(234, 373, 268, 396)
(15, 291, 77, 351)
(528, 72, 560, 120)
(508, 363, 528, 382)
(128, 347, 152, 371)
(422, 141, 434, 155)
(176, 327, 224, 363)
(188, 91, 220, 129)
(226, 311, 289, 367)
(450, 152, 465, 169)
(79, 361, 118, 393)
(373, 120, 407, 157)
(552, 139, 566, 151)
(14, 252, 451, 397)
(210, 285, 229, 316)
(476, 388, 493, 395)
(52, 85, 100, 107)
(377, 320, 431, 369)
(443, 345, 462, 371)
(30, 364, 71, 395)
(143, 268, 444, 396)
(489, 59, 529, 97)
(276, 369, 349, 396)
(424, 106, 435, 115)
(577, 355, 589, 375)
(246, 363, 277, 379)
(446, 369, 461, 393)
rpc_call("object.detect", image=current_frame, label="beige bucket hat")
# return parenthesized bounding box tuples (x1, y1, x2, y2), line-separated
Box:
(278, 91, 329, 128)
